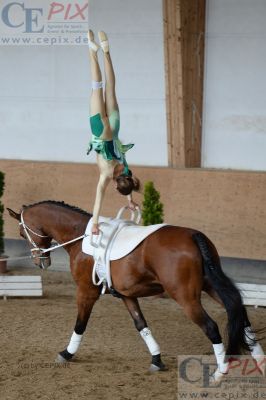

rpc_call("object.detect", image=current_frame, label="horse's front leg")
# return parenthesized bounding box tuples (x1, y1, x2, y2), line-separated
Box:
(122, 296, 167, 372)
(56, 285, 100, 363)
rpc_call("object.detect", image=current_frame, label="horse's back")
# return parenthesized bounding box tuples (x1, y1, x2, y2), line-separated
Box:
(111, 225, 207, 298)
(145, 224, 200, 253)
(140, 225, 207, 300)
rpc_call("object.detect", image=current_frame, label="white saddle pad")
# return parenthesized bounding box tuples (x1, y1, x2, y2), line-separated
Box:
(82, 217, 167, 260)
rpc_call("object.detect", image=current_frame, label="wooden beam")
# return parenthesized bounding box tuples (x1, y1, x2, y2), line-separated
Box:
(163, 0, 206, 167)
(163, 0, 185, 167)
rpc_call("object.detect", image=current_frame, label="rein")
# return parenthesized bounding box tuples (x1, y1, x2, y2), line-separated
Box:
(40, 235, 87, 254)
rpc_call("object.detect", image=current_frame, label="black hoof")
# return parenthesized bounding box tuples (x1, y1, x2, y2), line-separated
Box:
(150, 354, 168, 372)
(56, 349, 74, 363)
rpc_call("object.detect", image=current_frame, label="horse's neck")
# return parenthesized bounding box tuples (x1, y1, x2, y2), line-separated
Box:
(42, 207, 89, 244)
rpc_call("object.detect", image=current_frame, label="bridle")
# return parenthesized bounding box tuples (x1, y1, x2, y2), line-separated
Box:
(19, 210, 87, 267)
(19, 210, 51, 266)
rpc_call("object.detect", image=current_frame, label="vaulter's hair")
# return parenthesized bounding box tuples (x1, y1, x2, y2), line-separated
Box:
(116, 175, 140, 196)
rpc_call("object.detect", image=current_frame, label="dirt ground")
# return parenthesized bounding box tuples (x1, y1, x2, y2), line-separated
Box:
(1, 267, 266, 400)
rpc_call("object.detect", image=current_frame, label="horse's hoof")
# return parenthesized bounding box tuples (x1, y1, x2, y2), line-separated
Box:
(149, 362, 168, 372)
(56, 349, 74, 363)
(150, 354, 168, 372)
(254, 355, 265, 375)
(210, 369, 227, 384)
(55, 353, 68, 364)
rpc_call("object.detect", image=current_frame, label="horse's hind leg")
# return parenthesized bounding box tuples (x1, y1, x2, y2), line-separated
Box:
(176, 295, 229, 382)
(203, 278, 224, 306)
(204, 279, 265, 373)
(122, 296, 167, 372)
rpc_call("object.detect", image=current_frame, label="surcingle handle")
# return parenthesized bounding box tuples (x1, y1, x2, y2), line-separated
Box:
(90, 230, 103, 248)
(116, 206, 142, 225)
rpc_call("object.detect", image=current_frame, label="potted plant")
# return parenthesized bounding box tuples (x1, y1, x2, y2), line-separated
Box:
(0, 171, 7, 273)
(142, 181, 164, 225)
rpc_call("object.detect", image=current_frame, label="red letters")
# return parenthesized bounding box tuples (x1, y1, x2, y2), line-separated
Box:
(48, 2, 88, 21)
(227, 357, 266, 376)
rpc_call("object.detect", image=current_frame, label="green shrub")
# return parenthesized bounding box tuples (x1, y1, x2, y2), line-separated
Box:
(142, 181, 164, 226)
(0, 172, 5, 255)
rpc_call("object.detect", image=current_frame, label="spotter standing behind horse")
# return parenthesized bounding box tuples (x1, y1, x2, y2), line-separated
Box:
(8, 201, 265, 382)
(87, 30, 140, 235)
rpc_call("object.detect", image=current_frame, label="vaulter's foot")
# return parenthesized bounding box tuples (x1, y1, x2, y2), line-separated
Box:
(87, 29, 100, 52)
(98, 30, 109, 53)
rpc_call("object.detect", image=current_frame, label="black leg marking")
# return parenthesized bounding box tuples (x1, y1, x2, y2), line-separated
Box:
(151, 354, 168, 371)
(59, 349, 74, 361)
(205, 316, 222, 344)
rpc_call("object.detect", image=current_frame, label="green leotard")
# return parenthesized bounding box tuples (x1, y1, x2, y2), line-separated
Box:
(87, 110, 134, 175)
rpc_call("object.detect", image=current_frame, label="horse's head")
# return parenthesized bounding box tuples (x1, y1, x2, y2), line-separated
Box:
(7, 207, 52, 269)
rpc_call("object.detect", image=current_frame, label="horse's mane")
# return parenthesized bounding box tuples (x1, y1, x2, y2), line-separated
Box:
(24, 200, 92, 217)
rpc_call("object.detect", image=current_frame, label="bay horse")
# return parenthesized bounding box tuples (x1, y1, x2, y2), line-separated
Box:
(7, 201, 264, 382)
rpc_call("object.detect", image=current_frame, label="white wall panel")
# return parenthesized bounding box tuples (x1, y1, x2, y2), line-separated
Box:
(202, 0, 266, 171)
(88, 0, 167, 167)
(0, 0, 167, 166)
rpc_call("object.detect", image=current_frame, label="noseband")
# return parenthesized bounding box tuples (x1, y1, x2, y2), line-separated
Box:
(19, 211, 50, 264)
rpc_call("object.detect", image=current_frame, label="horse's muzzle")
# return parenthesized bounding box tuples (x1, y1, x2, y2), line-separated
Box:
(31, 249, 51, 269)
(39, 256, 51, 270)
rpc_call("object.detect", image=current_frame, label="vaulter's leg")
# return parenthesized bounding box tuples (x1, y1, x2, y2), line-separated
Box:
(98, 30, 119, 116)
(88, 30, 112, 142)
(122, 296, 167, 372)
(56, 285, 100, 362)
(88, 30, 105, 115)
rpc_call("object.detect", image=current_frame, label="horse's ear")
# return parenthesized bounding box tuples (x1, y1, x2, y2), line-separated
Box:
(7, 208, 21, 220)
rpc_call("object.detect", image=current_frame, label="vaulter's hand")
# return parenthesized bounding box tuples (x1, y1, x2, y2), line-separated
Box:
(127, 200, 139, 211)
(92, 224, 100, 235)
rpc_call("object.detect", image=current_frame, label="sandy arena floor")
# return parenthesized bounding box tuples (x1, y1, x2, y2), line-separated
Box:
(1, 267, 266, 400)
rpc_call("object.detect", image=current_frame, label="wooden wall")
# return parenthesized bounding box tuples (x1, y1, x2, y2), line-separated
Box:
(163, 0, 206, 167)
(1, 160, 265, 260)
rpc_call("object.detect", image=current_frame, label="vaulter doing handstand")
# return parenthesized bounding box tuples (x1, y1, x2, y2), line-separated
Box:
(87, 30, 140, 235)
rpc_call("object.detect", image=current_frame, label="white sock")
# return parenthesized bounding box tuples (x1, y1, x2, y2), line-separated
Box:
(92, 81, 103, 90)
(245, 326, 264, 358)
(140, 327, 160, 356)
(213, 343, 228, 373)
(88, 41, 99, 52)
(67, 331, 83, 355)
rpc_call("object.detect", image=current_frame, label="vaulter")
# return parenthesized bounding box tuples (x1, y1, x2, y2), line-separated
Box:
(87, 30, 140, 235)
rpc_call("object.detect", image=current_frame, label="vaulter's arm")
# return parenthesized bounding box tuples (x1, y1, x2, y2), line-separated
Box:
(92, 173, 111, 234)
(127, 193, 138, 210)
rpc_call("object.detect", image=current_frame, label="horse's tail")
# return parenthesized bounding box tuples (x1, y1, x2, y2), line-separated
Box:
(193, 232, 252, 355)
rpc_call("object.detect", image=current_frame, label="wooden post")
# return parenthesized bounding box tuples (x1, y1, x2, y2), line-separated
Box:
(163, 0, 206, 167)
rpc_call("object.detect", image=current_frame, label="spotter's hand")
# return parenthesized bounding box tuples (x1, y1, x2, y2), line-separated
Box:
(92, 224, 100, 235)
